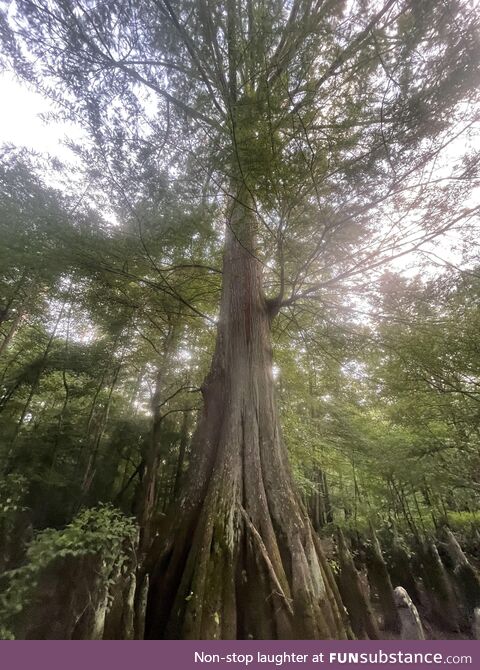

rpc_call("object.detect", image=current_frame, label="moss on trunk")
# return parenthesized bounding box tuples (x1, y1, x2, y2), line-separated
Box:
(144, 195, 348, 639)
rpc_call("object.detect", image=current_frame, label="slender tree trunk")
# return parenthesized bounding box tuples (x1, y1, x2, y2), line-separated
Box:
(0, 309, 24, 357)
(79, 360, 123, 501)
(6, 296, 67, 463)
(78, 327, 126, 503)
(308, 468, 332, 532)
(136, 328, 175, 554)
(172, 410, 191, 500)
(322, 471, 333, 524)
(49, 305, 72, 473)
(0, 269, 29, 356)
(145, 193, 348, 639)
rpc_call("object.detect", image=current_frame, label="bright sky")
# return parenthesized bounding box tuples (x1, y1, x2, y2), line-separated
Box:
(0, 71, 83, 159)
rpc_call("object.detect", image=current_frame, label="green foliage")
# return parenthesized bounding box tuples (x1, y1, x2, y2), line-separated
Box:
(0, 474, 27, 519)
(0, 505, 137, 632)
(24, 505, 136, 566)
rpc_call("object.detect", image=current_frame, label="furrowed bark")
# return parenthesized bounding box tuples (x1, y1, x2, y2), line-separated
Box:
(145, 191, 347, 639)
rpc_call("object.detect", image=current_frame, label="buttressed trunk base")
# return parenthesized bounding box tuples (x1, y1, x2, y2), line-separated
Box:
(145, 199, 348, 639)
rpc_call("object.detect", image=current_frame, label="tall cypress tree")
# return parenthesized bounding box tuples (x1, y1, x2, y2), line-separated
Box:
(2, 0, 478, 639)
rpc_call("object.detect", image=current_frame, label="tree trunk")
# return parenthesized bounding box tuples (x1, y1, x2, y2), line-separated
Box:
(0, 308, 24, 357)
(6, 295, 67, 465)
(145, 194, 348, 640)
(322, 471, 333, 524)
(135, 329, 175, 554)
(308, 469, 332, 532)
(78, 359, 122, 503)
(0, 269, 29, 357)
(172, 410, 191, 500)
